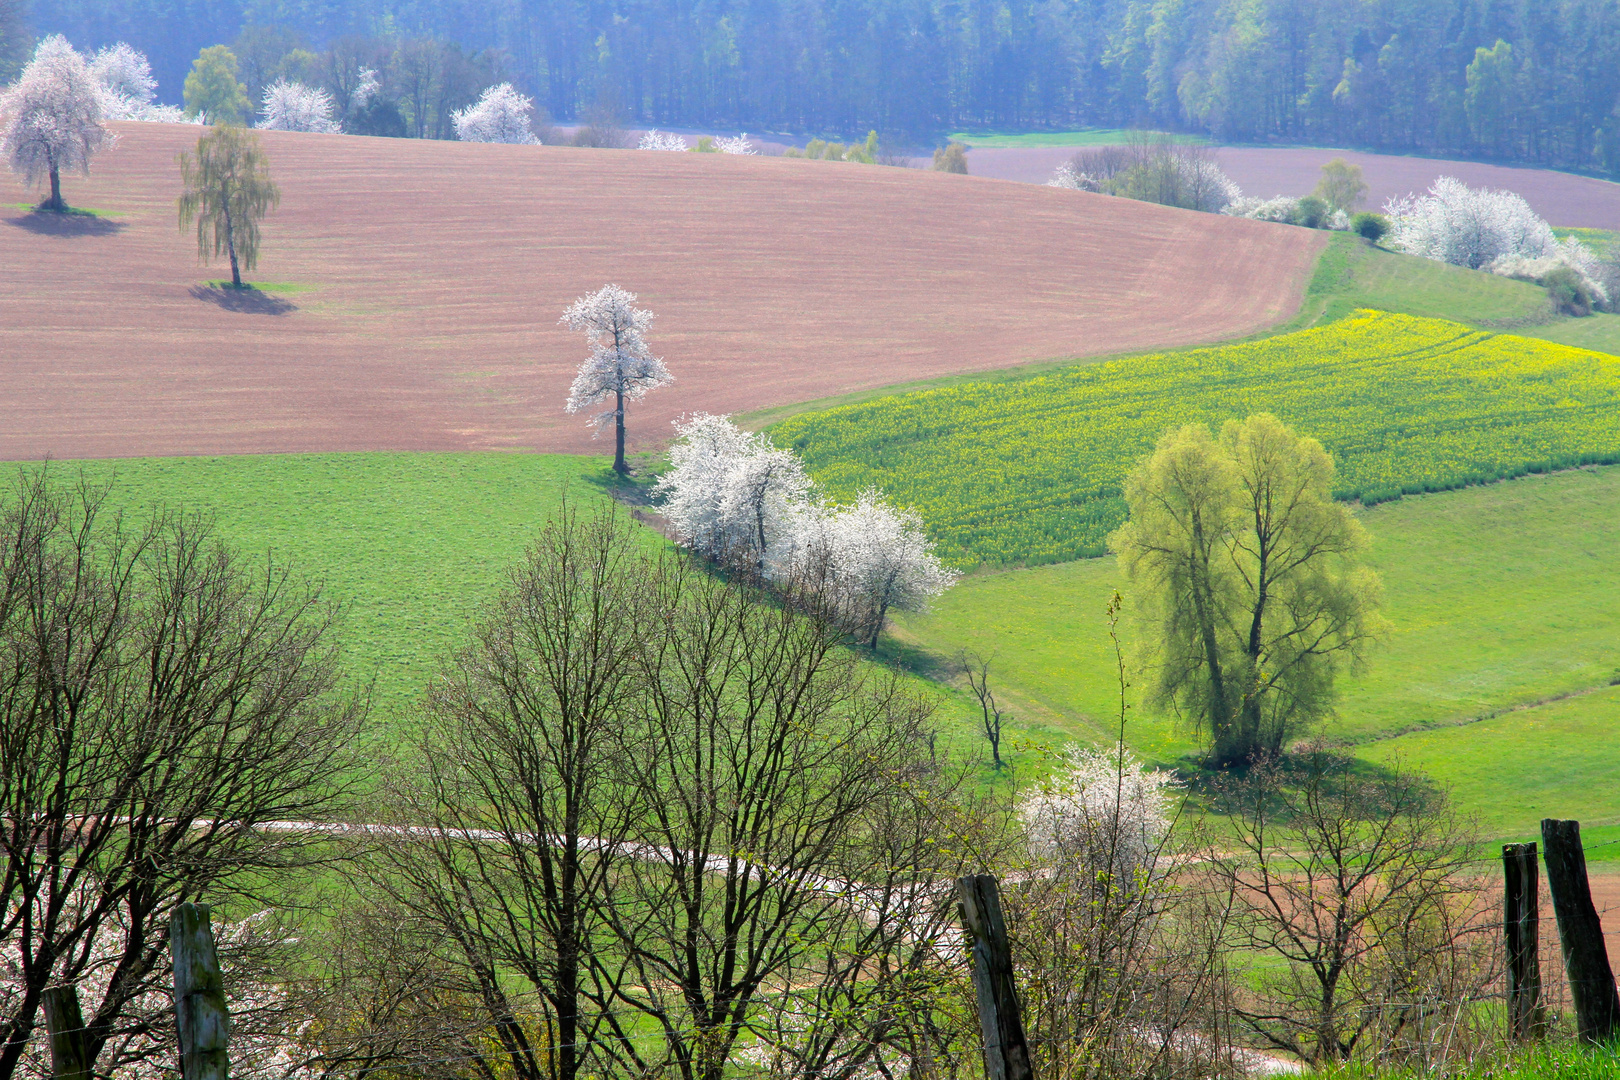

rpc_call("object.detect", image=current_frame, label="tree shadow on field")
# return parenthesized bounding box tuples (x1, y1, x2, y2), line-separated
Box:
(188, 284, 296, 316)
(5, 210, 125, 237)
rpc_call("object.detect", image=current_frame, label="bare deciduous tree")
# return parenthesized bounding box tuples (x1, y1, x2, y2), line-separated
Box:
(1207, 752, 1494, 1066)
(0, 468, 364, 1080)
(960, 652, 1006, 769)
(373, 501, 649, 1080)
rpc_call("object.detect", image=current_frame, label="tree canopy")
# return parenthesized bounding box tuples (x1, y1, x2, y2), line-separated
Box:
(1111, 414, 1384, 766)
(177, 124, 279, 288)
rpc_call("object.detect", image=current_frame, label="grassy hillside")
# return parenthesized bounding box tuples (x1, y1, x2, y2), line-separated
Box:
(773, 310, 1620, 566)
(886, 466, 1620, 842)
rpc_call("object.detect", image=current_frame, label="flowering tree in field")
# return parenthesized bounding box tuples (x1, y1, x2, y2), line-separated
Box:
(1384, 176, 1554, 269)
(714, 132, 756, 154)
(657, 415, 957, 643)
(87, 42, 188, 122)
(812, 490, 957, 646)
(638, 128, 688, 151)
(452, 83, 539, 144)
(257, 79, 340, 133)
(0, 36, 114, 211)
(1021, 745, 1181, 889)
(562, 284, 673, 474)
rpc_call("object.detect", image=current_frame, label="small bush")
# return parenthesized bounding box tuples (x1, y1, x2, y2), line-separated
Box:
(1543, 264, 1595, 316)
(1294, 195, 1329, 229)
(1352, 212, 1390, 243)
(932, 142, 968, 173)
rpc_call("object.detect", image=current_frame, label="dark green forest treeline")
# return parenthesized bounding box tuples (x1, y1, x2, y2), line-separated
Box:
(19, 0, 1620, 173)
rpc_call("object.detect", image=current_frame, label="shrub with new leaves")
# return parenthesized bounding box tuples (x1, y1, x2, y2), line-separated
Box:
(257, 79, 339, 133)
(0, 35, 114, 211)
(451, 83, 539, 144)
(561, 284, 673, 474)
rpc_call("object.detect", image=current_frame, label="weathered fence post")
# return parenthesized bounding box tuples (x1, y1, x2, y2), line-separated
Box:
(957, 875, 1033, 1080)
(1502, 841, 1544, 1040)
(1540, 819, 1620, 1043)
(41, 985, 93, 1080)
(171, 902, 230, 1080)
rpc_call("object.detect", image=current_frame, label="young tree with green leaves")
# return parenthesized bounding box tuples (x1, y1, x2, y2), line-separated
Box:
(183, 45, 250, 125)
(1111, 414, 1384, 765)
(177, 125, 279, 288)
(1313, 158, 1368, 213)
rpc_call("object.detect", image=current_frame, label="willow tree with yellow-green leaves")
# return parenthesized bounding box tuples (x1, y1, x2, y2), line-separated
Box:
(1111, 414, 1385, 766)
(177, 125, 278, 289)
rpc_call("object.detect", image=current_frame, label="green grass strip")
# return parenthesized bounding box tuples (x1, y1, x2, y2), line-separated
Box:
(772, 310, 1620, 567)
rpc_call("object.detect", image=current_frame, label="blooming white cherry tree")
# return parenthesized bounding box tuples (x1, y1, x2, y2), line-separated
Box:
(814, 489, 958, 646)
(638, 128, 688, 151)
(1, 35, 114, 211)
(257, 79, 340, 133)
(562, 284, 673, 474)
(452, 83, 539, 144)
(654, 413, 754, 554)
(86, 43, 184, 121)
(1384, 176, 1556, 269)
(714, 132, 756, 154)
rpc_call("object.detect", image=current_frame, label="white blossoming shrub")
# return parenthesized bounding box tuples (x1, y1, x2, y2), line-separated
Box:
(1223, 194, 1299, 223)
(1047, 160, 1098, 191)
(257, 79, 340, 133)
(1020, 745, 1182, 893)
(656, 415, 957, 643)
(84, 42, 191, 122)
(1385, 177, 1607, 302)
(639, 128, 688, 151)
(452, 83, 539, 144)
(714, 132, 756, 154)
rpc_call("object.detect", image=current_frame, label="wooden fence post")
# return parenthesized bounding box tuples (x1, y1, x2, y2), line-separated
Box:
(41, 985, 93, 1080)
(1540, 819, 1620, 1043)
(1502, 842, 1543, 1040)
(171, 902, 230, 1080)
(957, 875, 1034, 1080)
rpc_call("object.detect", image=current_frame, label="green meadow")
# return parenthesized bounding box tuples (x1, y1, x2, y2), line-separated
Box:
(885, 465, 1620, 842)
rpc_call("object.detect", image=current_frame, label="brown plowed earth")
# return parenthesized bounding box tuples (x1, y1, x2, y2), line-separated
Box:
(966, 145, 1620, 228)
(0, 123, 1321, 460)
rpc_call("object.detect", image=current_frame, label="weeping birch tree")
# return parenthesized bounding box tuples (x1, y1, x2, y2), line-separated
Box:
(1111, 414, 1384, 765)
(177, 125, 279, 288)
(562, 284, 673, 475)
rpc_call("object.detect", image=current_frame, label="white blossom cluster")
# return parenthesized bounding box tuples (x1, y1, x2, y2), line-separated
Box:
(1019, 745, 1182, 887)
(1223, 195, 1351, 230)
(639, 128, 688, 151)
(655, 414, 958, 644)
(1046, 160, 1098, 191)
(1, 36, 116, 193)
(714, 132, 756, 154)
(637, 129, 756, 153)
(1385, 176, 1606, 301)
(86, 42, 190, 122)
(1, 905, 316, 1080)
(257, 79, 340, 133)
(451, 82, 540, 144)
(562, 284, 674, 429)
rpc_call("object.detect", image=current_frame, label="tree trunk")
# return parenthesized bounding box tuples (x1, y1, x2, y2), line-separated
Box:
(225, 204, 242, 289)
(43, 165, 64, 212)
(613, 388, 627, 474)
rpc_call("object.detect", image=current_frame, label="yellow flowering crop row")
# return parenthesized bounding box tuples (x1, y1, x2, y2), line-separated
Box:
(772, 310, 1620, 567)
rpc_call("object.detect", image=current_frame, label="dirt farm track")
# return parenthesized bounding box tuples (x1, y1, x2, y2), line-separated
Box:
(0, 123, 1321, 460)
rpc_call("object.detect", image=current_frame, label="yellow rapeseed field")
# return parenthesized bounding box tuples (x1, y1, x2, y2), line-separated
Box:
(772, 310, 1620, 566)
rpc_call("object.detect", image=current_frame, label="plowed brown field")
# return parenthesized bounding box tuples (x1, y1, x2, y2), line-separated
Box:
(0, 123, 1320, 460)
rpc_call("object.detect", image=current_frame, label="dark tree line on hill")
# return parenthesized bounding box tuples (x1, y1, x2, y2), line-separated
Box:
(24, 0, 1620, 173)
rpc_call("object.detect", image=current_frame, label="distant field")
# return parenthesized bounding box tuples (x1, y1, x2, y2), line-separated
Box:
(947, 129, 1209, 148)
(0, 122, 1320, 461)
(964, 144, 1620, 228)
(773, 310, 1620, 566)
(887, 466, 1620, 841)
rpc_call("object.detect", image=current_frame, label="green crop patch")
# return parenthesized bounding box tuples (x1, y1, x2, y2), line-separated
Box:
(773, 310, 1620, 567)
